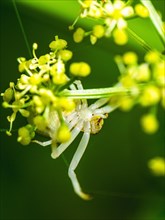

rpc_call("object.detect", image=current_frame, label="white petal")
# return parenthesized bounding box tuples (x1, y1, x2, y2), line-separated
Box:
(117, 18, 127, 29)
(114, 1, 125, 10)
(121, 6, 134, 17)
(104, 2, 114, 15)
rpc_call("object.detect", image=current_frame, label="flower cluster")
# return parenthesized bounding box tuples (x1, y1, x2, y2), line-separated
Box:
(1, 36, 91, 146)
(71, 0, 149, 45)
(114, 50, 165, 134)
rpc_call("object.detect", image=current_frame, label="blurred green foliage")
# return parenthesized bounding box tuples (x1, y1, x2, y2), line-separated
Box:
(0, 1, 164, 220)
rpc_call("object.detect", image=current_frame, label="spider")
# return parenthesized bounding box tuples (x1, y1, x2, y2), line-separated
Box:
(34, 80, 117, 200)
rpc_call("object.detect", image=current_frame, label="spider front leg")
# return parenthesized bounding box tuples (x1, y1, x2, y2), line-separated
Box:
(68, 121, 92, 200)
(51, 121, 83, 159)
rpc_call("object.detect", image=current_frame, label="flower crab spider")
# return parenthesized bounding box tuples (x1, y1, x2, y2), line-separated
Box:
(34, 80, 117, 200)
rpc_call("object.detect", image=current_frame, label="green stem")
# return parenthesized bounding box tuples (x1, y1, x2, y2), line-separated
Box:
(60, 86, 130, 99)
(127, 28, 152, 52)
(57, 77, 76, 92)
(12, 0, 32, 57)
(140, 0, 165, 46)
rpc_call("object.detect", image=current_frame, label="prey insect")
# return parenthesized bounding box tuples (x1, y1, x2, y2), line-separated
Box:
(34, 80, 117, 200)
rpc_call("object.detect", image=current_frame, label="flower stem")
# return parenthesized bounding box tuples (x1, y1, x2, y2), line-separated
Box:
(140, 0, 165, 46)
(127, 28, 152, 52)
(60, 86, 130, 99)
(12, 0, 32, 57)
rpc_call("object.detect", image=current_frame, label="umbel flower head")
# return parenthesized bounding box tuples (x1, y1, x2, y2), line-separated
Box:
(2, 36, 117, 200)
(71, 0, 149, 45)
(1, 36, 118, 199)
(114, 50, 165, 134)
(1, 36, 91, 145)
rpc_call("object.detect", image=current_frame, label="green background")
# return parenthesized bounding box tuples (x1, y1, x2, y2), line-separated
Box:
(0, 1, 164, 220)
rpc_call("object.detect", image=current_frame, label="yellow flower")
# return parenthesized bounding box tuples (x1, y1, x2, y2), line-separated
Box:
(38, 54, 50, 65)
(153, 61, 165, 86)
(2, 88, 14, 103)
(140, 85, 160, 106)
(29, 74, 42, 85)
(92, 25, 105, 38)
(57, 124, 71, 143)
(58, 50, 73, 61)
(17, 125, 35, 145)
(145, 51, 160, 63)
(70, 62, 91, 77)
(141, 114, 159, 134)
(120, 75, 135, 87)
(123, 52, 138, 65)
(73, 28, 85, 43)
(135, 4, 149, 18)
(113, 29, 128, 45)
(136, 64, 150, 82)
(52, 73, 68, 85)
(119, 96, 134, 111)
(148, 157, 165, 176)
(59, 98, 75, 112)
(49, 38, 67, 50)
(33, 115, 48, 132)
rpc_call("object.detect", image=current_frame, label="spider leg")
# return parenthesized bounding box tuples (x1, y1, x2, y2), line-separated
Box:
(74, 80, 87, 107)
(93, 104, 118, 117)
(68, 121, 91, 200)
(51, 121, 83, 159)
(32, 139, 52, 147)
(69, 80, 87, 110)
(89, 98, 110, 110)
(65, 111, 77, 123)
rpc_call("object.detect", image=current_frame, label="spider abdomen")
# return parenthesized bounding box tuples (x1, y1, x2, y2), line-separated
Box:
(90, 116, 104, 134)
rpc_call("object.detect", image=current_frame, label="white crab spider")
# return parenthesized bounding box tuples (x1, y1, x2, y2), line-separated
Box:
(34, 80, 117, 200)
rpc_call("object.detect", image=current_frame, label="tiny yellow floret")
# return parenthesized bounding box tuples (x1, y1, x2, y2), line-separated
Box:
(33, 43, 38, 50)
(49, 39, 67, 50)
(141, 114, 159, 134)
(148, 157, 165, 176)
(59, 98, 75, 111)
(145, 51, 160, 63)
(136, 64, 150, 82)
(81, 0, 93, 8)
(119, 96, 134, 111)
(73, 28, 85, 43)
(57, 124, 71, 143)
(113, 29, 128, 45)
(58, 50, 73, 61)
(140, 85, 160, 106)
(92, 25, 105, 38)
(135, 4, 149, 18)
(33, 115, 48, 132)
(18, 126, 31, 145)
(153, 61, 165, 86)
(38, 54, 50, 65)
(70, 62, 91, 77)
(29, 74, 41, 85)
(3, 88, 14, 103)
(123, 52, 138, 65)
(52, 73, 68, 85)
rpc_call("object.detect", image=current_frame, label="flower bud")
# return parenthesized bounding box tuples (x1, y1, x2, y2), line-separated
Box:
(70, 62, 91, 77)
(57, 124, 71, 143)
(3, 88, 14, 103)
